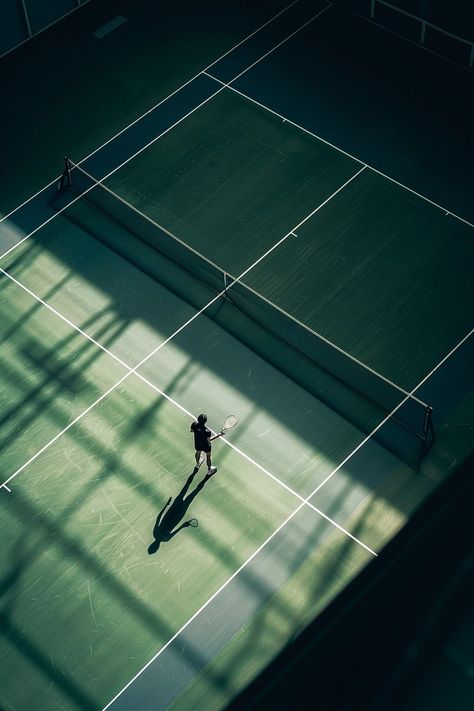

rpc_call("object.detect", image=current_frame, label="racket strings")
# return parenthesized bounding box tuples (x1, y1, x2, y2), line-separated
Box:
(222, 414, 238, 432)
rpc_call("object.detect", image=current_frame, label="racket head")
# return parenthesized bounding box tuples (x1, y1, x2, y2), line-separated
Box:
(221, 415, 238, 433)
(188, 518, 198, 528)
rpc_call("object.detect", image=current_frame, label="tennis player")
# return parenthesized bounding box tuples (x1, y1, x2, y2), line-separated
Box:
(190, 413, 223, 475)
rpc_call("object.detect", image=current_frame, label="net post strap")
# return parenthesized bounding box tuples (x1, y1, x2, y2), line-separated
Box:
(58, 157, 72, 190)
(422, 406, 435, 451)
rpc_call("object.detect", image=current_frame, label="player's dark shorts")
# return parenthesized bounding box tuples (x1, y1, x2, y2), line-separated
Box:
(197, 444, 211, 454)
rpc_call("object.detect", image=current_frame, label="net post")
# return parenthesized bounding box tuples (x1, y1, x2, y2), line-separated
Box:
(422, 405, 435, 451)
(222, 271, 236, 305)
(222, 272, 236, 304)
(58, 157, 72, 190)
(420, 21, 426, 44)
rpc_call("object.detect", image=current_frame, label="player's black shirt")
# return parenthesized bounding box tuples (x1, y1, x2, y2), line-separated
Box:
(191, 422, 211, 451)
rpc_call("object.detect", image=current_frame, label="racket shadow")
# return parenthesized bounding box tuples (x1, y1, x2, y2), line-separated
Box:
(147, 466, 212, 554)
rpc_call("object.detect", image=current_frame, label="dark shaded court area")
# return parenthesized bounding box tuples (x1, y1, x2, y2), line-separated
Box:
(0, 1, 472, 710)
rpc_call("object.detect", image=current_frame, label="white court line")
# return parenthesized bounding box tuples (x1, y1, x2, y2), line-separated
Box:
(0, 164, 364, 491)
(309, 327, 474, 498)
(0, 86, 224, 264)
(0, 262, 375, 559)
(230, 272, 428, 406)
(5, 266, 466, 711)
(70, 160, 392, 405)
(101, 501, 305, 710)
(0, 174, 62, 224)
(0, 0, 300, 225)
(0, 2, 465, 702)
(102, 328, 473, 710)
(0, 3, 328, 266)
(67, 151, 429, 412)
(224, 3, 331, 87)
(203, 73, 474, 231)
(4, 190, 469, 711)
(61, 5, 331, 218)
(103, 478, 371, 711)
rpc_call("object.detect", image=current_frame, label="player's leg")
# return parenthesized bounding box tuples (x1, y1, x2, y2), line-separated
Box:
(206, 447, 217, 475)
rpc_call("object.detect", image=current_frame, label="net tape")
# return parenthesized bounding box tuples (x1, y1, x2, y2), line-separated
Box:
(64, 159, 434, 465)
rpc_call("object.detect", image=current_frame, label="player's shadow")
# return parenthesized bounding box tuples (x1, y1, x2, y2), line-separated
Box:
(148, 466, 213, 554)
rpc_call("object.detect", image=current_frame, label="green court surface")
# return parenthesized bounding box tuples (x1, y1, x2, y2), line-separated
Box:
(136, 310, 402, 497)
(0, 169, 434, 711)
(105, 88, 360, 275)
(104, 90, 474, 391)
(0, 0, 291, 216)
(165, 523, 374, 711)
(0, 382, 302, 710)
(0, 198, 200, 367)
(0, 191, 387, 711)
(243, 167, 474, 388)
(0, 275, 128, 482)
(0, 194, 405, 496)
(1, 2, 473, 710)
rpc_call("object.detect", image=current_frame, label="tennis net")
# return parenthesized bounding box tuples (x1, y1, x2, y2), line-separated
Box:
(63, 158, 434, 466)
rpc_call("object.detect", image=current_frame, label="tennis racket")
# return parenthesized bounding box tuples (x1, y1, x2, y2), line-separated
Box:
(220, 415, 238, 435)
(188, 518, 198, 527)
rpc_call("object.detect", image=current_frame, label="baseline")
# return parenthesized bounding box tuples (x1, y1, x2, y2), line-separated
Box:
(203, 73, 474, 230)
(0, 0, 300, 224)
(0, 3, 333, 262)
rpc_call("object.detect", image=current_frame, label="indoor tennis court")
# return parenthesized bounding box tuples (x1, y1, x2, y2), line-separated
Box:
(1, 1, 473, 710)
